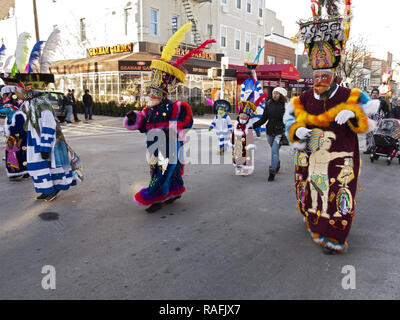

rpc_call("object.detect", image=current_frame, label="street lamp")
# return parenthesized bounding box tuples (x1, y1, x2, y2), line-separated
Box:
(32, 0, 40, 42)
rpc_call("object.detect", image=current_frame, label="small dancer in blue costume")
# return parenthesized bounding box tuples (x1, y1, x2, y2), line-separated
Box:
(241, 47, 265, 137)
(16, 75, 79, 202)
(124, 22, 215, 212)
(206, 95, 232, 154)
(0, 78, 29, 181)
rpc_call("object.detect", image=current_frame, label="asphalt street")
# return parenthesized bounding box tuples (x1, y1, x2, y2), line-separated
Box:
(0, 115, 399, 300)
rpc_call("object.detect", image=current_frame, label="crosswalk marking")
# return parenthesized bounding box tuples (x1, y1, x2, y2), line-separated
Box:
(60, 123, 133, 138)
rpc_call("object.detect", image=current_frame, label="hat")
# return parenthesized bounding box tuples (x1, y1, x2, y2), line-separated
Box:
(273, 87, 288, 97)
(237, 92, 268, 116)
(295, 0, 352, 71)
(150, 22, 216, 95)
(214, 100, 231, 112)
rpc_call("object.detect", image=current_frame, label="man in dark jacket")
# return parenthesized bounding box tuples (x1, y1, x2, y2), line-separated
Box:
(82, 89, 93, 121)
(70, 89, 80, 122)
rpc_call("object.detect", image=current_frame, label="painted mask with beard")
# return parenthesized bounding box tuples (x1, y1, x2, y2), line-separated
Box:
(313, 70, 335, 96)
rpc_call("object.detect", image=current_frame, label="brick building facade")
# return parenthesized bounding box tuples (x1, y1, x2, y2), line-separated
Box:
(264, 33, 295, 65)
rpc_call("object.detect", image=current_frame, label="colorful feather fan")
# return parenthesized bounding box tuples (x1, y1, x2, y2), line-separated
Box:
(0, 44, 6, 73)
(205, 97, 214, 106)
(174, 39, 216, 66)
(26, 41, 46, 73)
(253, 46, 265, 64)
(254, 92, 269, 107)
(40, 29, 61, 73)
(15, 32, 31, 73)
(161, 22, 192, 62)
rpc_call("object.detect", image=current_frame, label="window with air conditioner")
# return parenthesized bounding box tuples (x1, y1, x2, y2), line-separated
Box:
(284, 59, 291, 64)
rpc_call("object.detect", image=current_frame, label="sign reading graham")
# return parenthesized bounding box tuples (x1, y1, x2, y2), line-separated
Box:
(88, 43, 133, 57)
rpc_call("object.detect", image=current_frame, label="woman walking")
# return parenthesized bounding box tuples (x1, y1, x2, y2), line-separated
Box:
(253, 87, 288, 182)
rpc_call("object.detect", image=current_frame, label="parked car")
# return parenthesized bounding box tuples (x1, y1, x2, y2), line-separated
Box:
(35, 91, 68, 122)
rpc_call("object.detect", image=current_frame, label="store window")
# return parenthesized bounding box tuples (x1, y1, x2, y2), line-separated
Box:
(150, 9, 158, 36)
(235, 29, 241, 51)
(220, 25, 227, 48)
(267, 56, 276, 64)
(245, 32, 251, 52)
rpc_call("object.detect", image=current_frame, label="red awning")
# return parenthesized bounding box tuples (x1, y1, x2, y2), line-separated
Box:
(231, 64, 300, 83)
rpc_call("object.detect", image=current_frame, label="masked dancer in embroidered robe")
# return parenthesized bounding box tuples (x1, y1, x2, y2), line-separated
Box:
(125, 23, 214, 212)
(284, 0, 379, 254)
(16, 79, 77, 202)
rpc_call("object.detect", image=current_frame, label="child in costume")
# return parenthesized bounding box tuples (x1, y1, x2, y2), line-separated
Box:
(0, 80, 28, 180)
(284, 0, 379, 254)
(207, 97, 232, 153)
(124, 22, 214, 212)
(232, 93, 268, 176)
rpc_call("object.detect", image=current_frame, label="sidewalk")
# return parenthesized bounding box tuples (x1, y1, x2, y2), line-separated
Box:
(72, 113, 222, 129)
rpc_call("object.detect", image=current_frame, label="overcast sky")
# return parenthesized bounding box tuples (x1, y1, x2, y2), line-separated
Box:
(266, 0, 399, 63)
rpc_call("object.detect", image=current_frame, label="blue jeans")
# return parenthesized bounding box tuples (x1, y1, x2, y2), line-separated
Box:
(85, 106, 93, 120)
(267, 134, 281, 172)
(65, 105, 73, 122)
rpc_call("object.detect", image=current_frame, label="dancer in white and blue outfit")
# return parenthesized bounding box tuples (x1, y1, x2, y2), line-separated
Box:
(19, 85, 77, 201)
(208, 100, 233, 153)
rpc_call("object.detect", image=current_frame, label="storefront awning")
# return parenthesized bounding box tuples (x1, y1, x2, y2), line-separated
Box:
(231, 63, 300, 83)
(50, 52, 236, 78)
(50, 52, 155, 74)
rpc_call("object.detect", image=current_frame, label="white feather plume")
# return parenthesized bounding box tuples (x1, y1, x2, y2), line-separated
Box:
(3, 55, 14, 73)
(40, 29, 61, 73)
(15, 32, 31, 72)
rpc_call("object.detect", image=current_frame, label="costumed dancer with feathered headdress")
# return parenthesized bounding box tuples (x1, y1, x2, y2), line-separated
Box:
(206, 91, 233, 154)
(232, 92, 268, 176)
(284, 0, 380, 254)
(124, 22, 215, 212)
(241, 47, 265, 137)
(0, 76, 29, 180)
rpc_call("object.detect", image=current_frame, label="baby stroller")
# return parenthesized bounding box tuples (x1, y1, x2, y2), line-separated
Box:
(370, 119, 400, 165)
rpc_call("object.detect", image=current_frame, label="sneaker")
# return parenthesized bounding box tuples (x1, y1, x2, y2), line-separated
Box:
(322, 246, 338, 255)
(45, 190, 60, 202)
(268, 170, 276, 182)
(36, 193, 48, 200)
(23, 174, 30, 179)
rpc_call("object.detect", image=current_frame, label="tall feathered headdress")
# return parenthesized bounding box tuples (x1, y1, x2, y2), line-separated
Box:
(0, 44, 6, 73)
(296, 0, 352, 71)
(15, 32, 31, 73)
(40, 29, 61, 73)
(150, 22, 216, 94)
(26, 41, 46, 73)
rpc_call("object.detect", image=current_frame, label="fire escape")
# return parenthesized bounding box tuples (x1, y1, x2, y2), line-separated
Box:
(182, 0, 210, 46)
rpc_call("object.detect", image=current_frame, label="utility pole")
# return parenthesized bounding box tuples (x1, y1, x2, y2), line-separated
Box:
(32, 0, 40, 42)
